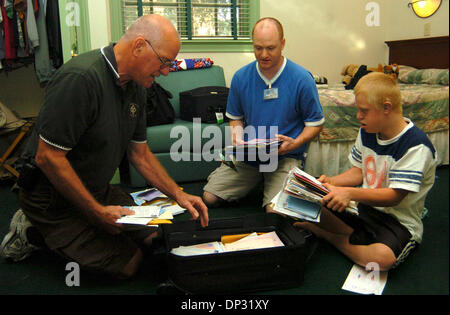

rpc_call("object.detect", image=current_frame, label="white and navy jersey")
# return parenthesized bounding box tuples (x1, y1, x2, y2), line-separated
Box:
(349, 119, 438, 243)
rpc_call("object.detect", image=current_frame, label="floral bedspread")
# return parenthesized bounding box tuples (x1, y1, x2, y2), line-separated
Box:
(317, 83, 449, 143)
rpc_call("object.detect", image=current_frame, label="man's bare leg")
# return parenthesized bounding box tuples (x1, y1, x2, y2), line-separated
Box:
(202, 191, 226, 208)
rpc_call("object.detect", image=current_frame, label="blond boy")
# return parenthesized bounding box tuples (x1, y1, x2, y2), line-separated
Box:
(295, 72, 438, 270)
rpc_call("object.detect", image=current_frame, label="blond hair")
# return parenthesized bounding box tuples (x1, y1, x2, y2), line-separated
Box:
(354, 72, 402, 113)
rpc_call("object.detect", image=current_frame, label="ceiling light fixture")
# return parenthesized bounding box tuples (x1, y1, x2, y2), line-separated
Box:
(408, 0, 442, 18)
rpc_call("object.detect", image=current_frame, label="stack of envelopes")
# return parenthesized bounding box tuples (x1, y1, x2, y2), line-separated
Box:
(272, 167, 358, 222)
(220, 138, 282, 170)
(116, 188, 186, 226)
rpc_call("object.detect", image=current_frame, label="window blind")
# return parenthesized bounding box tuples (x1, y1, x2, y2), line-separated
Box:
(122, 0, 251, 40)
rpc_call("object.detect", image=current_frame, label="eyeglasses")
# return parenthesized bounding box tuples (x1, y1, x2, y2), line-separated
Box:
(144, 39, 172, 69)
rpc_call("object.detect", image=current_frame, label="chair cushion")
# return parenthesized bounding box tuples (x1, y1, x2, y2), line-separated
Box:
(147, 119, 229, 154)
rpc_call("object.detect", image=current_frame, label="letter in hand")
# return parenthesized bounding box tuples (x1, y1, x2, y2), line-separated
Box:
(95, 205, 136, 235)
(276, 134, 296, 156)
(233, 137, 245, 146)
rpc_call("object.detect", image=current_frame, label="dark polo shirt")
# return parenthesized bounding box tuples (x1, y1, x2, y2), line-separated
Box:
(23, 44, 147, 191)
(19, 44, 149, 249)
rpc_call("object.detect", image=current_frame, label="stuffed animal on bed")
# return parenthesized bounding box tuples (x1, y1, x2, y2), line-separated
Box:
(383, 64, 400, 78)
(341, 63, 399, 89)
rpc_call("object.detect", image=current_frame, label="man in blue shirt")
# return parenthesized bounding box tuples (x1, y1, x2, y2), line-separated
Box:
(203, 17, 325, 213)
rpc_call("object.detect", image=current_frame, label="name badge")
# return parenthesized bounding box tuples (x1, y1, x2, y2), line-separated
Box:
(215, 112, 224, 124)
(264, 88, 278, 100)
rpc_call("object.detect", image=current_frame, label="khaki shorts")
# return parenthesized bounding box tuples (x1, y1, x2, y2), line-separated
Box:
(204, 157, 302, 207)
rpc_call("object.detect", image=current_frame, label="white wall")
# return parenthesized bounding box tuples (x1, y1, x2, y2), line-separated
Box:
(258, 0, 390, 83)
(180, 0, 449, 84)
(181, 0, 391, 84)
(385, 0, 449, 41)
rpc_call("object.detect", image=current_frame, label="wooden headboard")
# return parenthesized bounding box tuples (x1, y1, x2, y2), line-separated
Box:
(385, 36, 449, 69)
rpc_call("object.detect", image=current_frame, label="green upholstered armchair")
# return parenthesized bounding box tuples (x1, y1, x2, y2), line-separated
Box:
(125, 65, 228, 187)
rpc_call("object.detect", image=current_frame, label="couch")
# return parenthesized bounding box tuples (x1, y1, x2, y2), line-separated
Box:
(124, 65, 228, 187)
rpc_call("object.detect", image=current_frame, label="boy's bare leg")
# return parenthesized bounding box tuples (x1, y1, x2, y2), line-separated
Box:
(295, 207, 354, 235)
(265, 203, 285, 216)
(294, 208, 396, 271)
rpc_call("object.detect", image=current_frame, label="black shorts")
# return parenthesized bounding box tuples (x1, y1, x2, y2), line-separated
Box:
(334, 204, 417, 266)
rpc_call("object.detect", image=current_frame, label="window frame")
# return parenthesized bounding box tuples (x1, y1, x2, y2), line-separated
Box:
(109, 0, 259, 53)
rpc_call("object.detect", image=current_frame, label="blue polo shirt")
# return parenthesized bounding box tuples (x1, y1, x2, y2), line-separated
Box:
(226, 58, 325, 160)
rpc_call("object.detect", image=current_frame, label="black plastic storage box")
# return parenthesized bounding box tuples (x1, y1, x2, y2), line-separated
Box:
(159, 213, 307, 294)
(179, 86, 229, 123)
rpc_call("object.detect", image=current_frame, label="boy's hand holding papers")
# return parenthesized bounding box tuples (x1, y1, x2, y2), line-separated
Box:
(271, 167, 359, 222)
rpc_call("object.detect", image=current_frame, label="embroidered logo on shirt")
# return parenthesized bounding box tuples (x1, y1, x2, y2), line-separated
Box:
(129, 103, 138, 118)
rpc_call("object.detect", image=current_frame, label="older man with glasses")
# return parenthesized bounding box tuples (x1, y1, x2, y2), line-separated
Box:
(1, 14, 209, 280)
(145, 38, 173, 69)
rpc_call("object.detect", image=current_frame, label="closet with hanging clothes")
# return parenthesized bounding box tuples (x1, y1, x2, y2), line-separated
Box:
(0, 0, 63, 81)
(0, 0, 64, 182)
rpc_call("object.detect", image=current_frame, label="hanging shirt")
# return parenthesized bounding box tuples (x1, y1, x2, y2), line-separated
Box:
(1, 2, 17, 60)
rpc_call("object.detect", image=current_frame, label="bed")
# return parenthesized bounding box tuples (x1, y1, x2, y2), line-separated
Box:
(304, 36, 449, 177)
